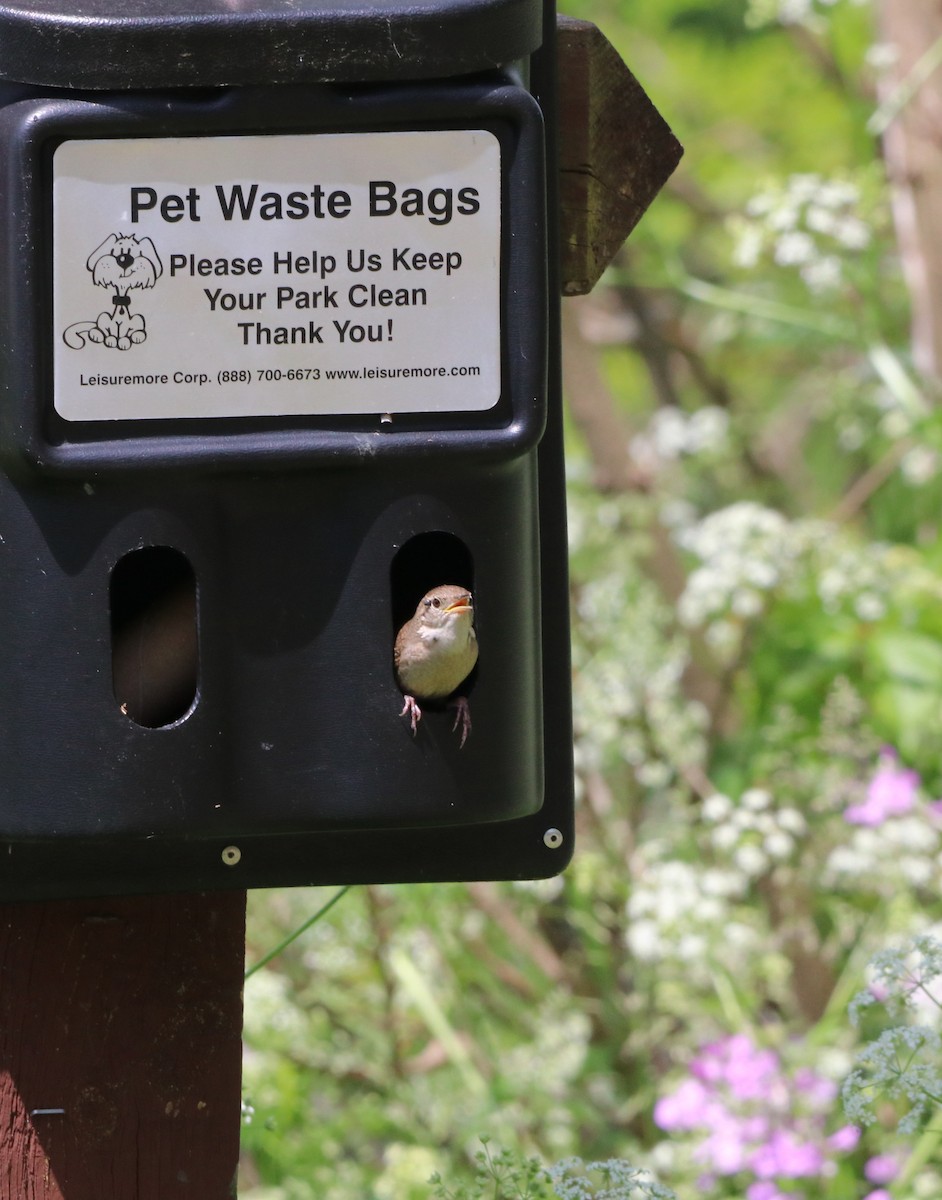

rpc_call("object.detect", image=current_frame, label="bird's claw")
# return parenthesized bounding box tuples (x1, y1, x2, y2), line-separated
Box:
(399, 694, 471, 747)
(400, 695, 422, 735)
(450, 696, 472, 749)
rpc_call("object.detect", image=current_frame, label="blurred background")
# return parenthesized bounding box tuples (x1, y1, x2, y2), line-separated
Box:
(239, 2, 942, 1196)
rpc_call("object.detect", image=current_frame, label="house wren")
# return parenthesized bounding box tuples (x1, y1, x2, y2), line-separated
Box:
(394, 584, 478, 746)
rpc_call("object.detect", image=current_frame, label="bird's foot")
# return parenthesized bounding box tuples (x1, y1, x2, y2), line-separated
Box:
(400, 694, 422, 735)
(450, 696, 472, 748)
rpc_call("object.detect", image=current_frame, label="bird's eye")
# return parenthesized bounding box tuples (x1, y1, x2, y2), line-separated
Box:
(431, 597, 441, 608)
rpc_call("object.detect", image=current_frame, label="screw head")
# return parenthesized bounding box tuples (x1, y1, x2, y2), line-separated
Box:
(221, 845, 242, 867)
(543, 827, 564, 850)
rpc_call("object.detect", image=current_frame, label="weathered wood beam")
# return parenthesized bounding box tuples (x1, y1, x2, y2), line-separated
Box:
(557, 16, 683, 295)
(0, 892, 245, 1200)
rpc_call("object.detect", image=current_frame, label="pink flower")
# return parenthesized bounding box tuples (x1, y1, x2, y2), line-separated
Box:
(863, 1192, 891, 1200)
(747, 1184, 794, 1200)
(692, 1034, 780, 1100)
(793, 1067, 837, 1108)
(654, 1033, 849, 1190)
(864, 1154, 900, 1184)
(695, 1116, 750, 1174)
(654, 1077, 714, 1131)
(828, 1124, 861, 1151)
(844, 748, 919, 826)
(747, 1186, 779, 1200)
(749, 1129, 825, 1179)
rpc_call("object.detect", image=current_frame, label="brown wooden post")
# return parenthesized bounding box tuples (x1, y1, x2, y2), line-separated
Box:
(556, 16, 683, 296)
(0, 891, 245, 1200)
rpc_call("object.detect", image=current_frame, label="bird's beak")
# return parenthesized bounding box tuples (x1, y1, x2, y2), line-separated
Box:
(444, 597, 473, 613)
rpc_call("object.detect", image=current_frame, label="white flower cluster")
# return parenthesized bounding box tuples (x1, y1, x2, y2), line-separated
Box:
(677, 503, 935, 637)
(573, 568, 708, 778)
(575, 581, 674, 726)
(701, 788, 807, 877)
(501, 999, 592, 1098)
(817, 543, 888, 620)
(844, 936, 942, 1139)
(843, 1024, 942, 1135)
(857, 934, 942, 1027)
(629, 405, 730, 471)
(675, 501, 826, 631)
(625, 854, 754, 967)
(549, 1157, 677, 1200)
(818, 542, 936, 620)
(731, 172, 871, 293)
(825, 818, 942, 891)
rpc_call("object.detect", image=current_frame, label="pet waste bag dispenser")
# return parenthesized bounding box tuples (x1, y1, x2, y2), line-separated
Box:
(0, 0, 573, 900)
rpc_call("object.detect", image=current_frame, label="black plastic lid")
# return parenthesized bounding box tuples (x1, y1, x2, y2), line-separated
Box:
(0, 0, 543, 89)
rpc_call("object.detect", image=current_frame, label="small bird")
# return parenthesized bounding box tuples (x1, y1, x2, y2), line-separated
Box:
(394, 584, 479, 747)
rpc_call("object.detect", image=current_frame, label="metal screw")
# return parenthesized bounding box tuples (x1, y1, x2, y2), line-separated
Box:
(543, 828, 564, 850)
(221, 845, 242, 866)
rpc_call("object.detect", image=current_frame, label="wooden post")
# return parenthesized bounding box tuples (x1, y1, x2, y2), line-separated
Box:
(0, 891, 245, 1200)
(556, 16, 682, 295)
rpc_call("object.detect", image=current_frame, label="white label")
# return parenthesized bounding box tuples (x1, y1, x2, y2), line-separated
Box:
(52, 131, 501, 421)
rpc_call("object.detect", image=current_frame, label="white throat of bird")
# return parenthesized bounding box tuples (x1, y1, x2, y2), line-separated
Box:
(420, 605, 473, 649)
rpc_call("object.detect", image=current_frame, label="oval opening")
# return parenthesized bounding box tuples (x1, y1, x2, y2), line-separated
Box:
(110, 546, 199, 728)
(390, 531, 475, 634)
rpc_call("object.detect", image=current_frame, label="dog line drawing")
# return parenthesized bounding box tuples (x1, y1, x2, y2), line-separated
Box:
(63, 233, 163, 351)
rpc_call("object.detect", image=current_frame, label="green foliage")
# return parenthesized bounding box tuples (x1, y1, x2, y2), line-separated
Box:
(428, 1141, 677, 1200)
(430, 1139, 553, 1200)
